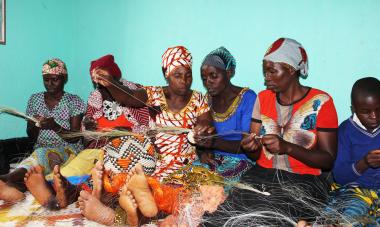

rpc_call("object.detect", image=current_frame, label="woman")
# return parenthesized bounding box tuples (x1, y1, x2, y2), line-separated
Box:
(84, 54, 151, 138)
(205, 38, 338, 226)
(50, 54, 153, 180)
(0, 58, 85, 202)
(22, 55, 155, 211)
(78, 46, 215, 226)
(194, 46, 257, 185)
(87, 46, 212, 180)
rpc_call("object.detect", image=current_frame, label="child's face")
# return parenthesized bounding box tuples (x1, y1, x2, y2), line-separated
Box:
(353, 94, 380, 131)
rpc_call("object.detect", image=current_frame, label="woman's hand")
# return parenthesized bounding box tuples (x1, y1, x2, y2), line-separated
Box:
(199, 151, 214, 165)
(82, 116, 98, 131)
(193, 125, 215, 148)
(241, 133, 261, 152)
(36, 116, 60, 131)
(261, 134, 291, 155)
(92, 68, 116, 88)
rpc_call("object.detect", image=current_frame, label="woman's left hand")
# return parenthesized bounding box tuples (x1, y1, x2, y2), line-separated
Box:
(261, 134, 291, 155)
(193, 125, 215, 148)
(37, 116, 60, 130)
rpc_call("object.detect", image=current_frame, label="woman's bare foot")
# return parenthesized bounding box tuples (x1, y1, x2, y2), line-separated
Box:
(297, 220, 311, 227)
(0, 180, 24, 202)
(53, 165, 78, 208)
(119, 185, 138, 226)
(91, 160, 103, 199)
(78, 190, 115, 226)
(24, 166, 55, 207)
(126, 164, 158, 218)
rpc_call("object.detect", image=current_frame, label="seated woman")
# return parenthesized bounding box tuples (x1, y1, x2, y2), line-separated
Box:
(78, 46, 216, 226)
(194, 46, 257, 186)
(84, 54, 151, 141)
(46, 54, 152, 182)
(0, 58, 85, 202)
(22, 55, 154, 209)
(204, 38, 339, 226)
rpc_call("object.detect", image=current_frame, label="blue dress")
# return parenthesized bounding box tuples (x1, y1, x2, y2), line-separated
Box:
(194, 88, 257, 185)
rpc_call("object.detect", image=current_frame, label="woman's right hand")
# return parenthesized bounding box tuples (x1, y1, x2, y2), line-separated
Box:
(241, 133, 261, 152)
(82, 116, 98, 131)
(92, 68, 115, 88)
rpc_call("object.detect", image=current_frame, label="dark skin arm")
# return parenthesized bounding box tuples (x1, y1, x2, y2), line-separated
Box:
(93, 68, 148, 108)
(261, 131, 337, 170)
(193, 111, 215, 164)
(355, 149, 380, 174)
(27, 114, 83, 143)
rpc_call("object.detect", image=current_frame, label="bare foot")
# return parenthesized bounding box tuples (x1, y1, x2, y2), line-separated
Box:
(126, 164, 158, 218)
(297, 220, 311, 227)
(91, 160, 103, 199)
(24, 166, 56, 208)
(78, 190, 115, 226)
(119, 185, 138, 226)
(53, 165, 78, 208)
(0, 180, 24, 202)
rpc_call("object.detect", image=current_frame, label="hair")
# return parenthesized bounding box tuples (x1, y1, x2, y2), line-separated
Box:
(351, 77, 380, 104)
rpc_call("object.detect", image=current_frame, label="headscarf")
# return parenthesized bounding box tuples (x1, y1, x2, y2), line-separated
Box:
(161, 46, 192, 78)
(42, 58, 67, 75)
(89, 54, 122, 80)
(201, 46, 236, 73)
(264, 38, 309, 79)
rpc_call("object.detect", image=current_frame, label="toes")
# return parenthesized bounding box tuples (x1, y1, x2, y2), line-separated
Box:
(79, 190, 90, 199)
(35, 165, 44, 174)
(29, 166, 36, 174)
(134, 164, 144, 175)
(96, 160, 103, 170)
(53, 165, 60, 175)
(78, 201, 85, 210)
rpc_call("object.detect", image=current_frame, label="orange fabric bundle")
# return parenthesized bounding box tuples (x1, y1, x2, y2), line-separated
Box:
(147, 177, 187, 214)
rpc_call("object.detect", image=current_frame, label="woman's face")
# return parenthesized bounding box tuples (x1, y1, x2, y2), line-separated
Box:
(263, 60, 295, 93)
(201, 65, 229, 97)
(167, 66, 193, 96)
(43, 74, 66, 94)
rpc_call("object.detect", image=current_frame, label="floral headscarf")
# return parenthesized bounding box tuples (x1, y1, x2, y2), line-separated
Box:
(42, 58, 67, 75)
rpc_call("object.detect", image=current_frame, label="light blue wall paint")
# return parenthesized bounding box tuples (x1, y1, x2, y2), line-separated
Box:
(1, 0, 380, 139)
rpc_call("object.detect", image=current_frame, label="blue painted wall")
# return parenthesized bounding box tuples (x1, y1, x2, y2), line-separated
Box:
(1, 0, 380, 139)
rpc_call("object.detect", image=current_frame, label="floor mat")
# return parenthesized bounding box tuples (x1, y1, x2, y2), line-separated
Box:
(0, 192, 106, 227)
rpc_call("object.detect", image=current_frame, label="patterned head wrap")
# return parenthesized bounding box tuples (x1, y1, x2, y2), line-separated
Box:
(264, 38, 309, 79)
(161, 46, 192, 78)
(201, 46, 236, 73)
(42, 58, 67, 75)
(90, 54, 122, 80)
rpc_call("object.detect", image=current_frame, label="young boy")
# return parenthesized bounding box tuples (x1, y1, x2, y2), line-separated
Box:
(330, 77, 380, 225)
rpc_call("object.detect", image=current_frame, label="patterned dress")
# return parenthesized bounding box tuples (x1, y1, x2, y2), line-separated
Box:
(84, 79, 151, 149)
(145, 86, 210, 181)
(18, 92, 86, 175)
